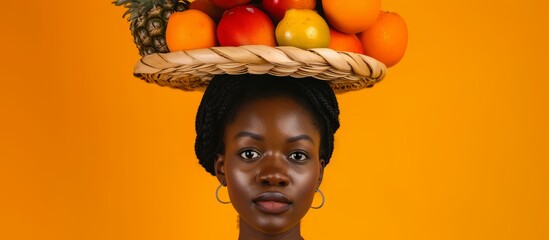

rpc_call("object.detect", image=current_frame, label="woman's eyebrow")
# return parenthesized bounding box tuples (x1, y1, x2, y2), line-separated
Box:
(286, 134, 314, 144)
(234, 131, 264, 141)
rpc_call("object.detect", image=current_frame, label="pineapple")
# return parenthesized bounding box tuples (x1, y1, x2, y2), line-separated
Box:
(113, 0, 190, 56)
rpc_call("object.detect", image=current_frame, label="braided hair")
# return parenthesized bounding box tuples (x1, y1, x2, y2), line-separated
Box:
(195, 74, 340, 175)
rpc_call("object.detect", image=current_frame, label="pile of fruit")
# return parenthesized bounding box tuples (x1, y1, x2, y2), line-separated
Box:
(115, 0, 408, 68)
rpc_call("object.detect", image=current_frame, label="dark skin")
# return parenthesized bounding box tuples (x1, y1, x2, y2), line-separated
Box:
(215, 96, 325, 240)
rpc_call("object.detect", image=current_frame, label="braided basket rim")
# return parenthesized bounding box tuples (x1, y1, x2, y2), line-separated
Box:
(133, 45, 387, 93)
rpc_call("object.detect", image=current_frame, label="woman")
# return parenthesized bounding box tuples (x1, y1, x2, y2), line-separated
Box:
(114, 1, 386, 236)
(194, 73, 340, 239)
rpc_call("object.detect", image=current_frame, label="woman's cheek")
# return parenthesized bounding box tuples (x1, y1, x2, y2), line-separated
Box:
(226, 160, 255, 202)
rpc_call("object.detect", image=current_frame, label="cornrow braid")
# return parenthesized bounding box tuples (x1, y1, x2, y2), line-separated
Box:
(195, 74, 340, 176)
(290, 79, 340, 163)
(194, 78, 244, 174)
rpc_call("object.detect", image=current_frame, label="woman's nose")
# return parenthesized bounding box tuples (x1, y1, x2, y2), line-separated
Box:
(256, 154, 290, 187)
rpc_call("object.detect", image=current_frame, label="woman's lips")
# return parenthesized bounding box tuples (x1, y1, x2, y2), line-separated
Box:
(255, 201, 290, 213)
(253, 192, 291, 214)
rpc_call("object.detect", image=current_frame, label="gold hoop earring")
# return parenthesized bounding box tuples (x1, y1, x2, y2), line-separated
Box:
(311, 188, 325, 209)
(215, 184, 231, 204)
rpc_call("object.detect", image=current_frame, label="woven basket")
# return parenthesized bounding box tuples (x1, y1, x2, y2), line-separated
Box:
(133, 45, 387, 93)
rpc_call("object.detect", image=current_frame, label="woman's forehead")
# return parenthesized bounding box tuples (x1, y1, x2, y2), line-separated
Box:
(225, 96, 320, 141)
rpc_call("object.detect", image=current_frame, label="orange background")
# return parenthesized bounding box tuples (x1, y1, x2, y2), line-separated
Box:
(1, 0, 548, 239)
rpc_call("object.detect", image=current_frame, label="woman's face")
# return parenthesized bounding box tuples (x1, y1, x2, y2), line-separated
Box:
(215, 96, 324, 234)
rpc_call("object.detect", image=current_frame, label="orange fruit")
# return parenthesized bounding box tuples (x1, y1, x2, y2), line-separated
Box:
(328, 28, 364, 54)
(322, 0, 381, 34)
(165, 9, 217, 51)
(359, 11, 408, 68)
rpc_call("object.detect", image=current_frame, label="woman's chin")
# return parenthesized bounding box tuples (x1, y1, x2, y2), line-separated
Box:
(242, 214, 301, 236)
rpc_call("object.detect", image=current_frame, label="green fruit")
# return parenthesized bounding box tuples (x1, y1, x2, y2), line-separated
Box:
(275, 9, 330, 49)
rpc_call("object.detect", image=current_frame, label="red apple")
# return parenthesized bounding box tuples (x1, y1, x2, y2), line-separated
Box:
(190, 0, 225, 22)
(262, 0, 316, 22)
(209, 0, 251, 9)
(217, 5, 276, 46)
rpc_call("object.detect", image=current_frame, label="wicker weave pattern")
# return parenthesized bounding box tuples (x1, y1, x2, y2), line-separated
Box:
(134, 45, 387, 92)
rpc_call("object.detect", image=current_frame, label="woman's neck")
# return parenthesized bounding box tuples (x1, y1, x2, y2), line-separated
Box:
(238, 217, 303, 240)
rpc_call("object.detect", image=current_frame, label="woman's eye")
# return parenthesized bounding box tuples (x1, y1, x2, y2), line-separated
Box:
(288, 152, 308, 162)
(240, 150, 260, 160)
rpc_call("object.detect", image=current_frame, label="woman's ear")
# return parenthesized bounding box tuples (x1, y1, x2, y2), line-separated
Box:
(214, 154, 227, 186)
(317, 159, 326, 188)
